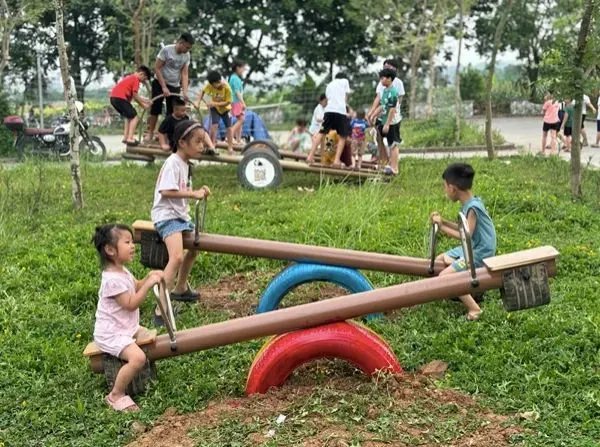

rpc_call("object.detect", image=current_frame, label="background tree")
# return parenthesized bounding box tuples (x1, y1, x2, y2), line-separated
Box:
(183, 0, 286, 84)
(280, 0, 375, 80)
(54, 0, 83, 209)
(0, 0, 46, 83)
(484, 0, 513, 159)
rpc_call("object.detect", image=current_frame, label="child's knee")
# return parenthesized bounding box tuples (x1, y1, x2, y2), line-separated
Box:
(129, 350, 146, 369)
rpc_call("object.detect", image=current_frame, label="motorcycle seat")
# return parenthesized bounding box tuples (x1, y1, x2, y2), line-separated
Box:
(24, 128, 54, 136)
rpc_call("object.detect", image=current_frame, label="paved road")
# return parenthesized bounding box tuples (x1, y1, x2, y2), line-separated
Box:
(470, 116, 600, 167)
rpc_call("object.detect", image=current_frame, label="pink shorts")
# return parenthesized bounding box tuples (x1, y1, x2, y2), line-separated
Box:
(231, 102, 245, 118)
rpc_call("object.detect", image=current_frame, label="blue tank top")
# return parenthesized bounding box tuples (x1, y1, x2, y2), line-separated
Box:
(461, 196, 496, 265)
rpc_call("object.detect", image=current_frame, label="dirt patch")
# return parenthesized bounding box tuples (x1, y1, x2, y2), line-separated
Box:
(126, 370, 522, 447)
(196, 270, 349, 319)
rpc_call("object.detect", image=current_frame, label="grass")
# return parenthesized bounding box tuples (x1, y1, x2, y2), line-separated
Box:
(0, 156, 599, 446)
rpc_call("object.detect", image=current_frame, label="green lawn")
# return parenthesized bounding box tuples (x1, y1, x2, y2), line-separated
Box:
(0, 156, 599, 446)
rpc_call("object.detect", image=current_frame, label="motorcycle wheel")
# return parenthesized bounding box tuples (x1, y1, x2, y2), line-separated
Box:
(15, 135, 35, 161)
(79, 136, 107, 161)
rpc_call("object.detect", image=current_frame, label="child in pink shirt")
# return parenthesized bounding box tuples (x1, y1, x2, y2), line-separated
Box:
(540, 93, 560, 156)
(92, 223, 163, 412)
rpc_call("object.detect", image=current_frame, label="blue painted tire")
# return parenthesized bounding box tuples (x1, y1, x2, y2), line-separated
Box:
(257, 263, 382, 320)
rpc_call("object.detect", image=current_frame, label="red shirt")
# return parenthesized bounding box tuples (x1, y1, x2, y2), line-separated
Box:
(110, 74, 140, 102)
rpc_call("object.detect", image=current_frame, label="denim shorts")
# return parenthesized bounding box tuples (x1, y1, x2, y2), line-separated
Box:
(154, 218, 195, 240)
(445, 246, 484, 272)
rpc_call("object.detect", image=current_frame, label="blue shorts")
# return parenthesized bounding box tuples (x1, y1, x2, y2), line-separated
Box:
(154, 218, 194, 240)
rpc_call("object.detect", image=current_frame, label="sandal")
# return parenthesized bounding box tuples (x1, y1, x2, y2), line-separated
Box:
(202, 148, 217, 156)
(105, 395, 139, 412)
(126, 140, 140, 147)
(170, 288, 200, 302)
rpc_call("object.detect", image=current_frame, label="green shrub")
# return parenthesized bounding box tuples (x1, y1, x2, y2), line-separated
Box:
(0, 90, 16, 156)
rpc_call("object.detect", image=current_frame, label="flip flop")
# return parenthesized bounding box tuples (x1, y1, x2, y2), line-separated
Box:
(126, 140, 140, 147)
(105, 395, 139, 412)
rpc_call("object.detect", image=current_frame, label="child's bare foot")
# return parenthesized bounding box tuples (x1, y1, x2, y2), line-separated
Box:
(227, 149, 234, 156)
(466, 311, 482, 321)
(105, 393, 139, 412)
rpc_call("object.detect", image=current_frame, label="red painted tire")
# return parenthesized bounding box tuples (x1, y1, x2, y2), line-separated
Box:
(245, 321, 402, 394)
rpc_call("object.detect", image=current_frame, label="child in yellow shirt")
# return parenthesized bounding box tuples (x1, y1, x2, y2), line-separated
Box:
(196, 70, 234, 155)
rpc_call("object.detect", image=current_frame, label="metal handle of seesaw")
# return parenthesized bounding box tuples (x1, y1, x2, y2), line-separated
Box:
(194, 198, 207, 245)
(457, 212, 479, 287)
(156, 279, 178, 351)
(137, 93, 204, 142)
(427, 222, 439, 275)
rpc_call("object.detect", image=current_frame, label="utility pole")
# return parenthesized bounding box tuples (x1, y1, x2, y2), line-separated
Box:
(36, 52, 44, 128)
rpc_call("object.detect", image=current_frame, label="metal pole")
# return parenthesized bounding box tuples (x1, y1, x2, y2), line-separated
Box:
(37, 53, 44, 128)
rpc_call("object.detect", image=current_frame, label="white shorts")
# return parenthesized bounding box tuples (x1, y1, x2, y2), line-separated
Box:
(94, 332, 137, 358)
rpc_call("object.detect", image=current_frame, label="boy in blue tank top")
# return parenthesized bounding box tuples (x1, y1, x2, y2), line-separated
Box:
(431, 163, 497, 321)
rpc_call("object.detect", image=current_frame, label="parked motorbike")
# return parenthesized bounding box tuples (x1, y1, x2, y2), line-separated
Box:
(3, 102, 106, 161)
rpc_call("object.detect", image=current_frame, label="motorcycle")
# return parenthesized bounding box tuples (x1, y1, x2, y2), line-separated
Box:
(3, 101, 107, 161)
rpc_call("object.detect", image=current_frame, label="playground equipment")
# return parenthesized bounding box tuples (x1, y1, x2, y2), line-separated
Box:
(124, 94, 382, 189)
(84, 201, 558, 395)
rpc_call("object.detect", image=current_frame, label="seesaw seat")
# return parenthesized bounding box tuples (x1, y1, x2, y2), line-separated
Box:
(83, 329, 157, 357)
(483, 246, 559, 271)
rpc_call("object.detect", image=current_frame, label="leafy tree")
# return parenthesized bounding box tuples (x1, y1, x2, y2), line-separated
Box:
(182, 0, 285, 84)
(280, 0, 375, 79)
(471, 0, 581, 99)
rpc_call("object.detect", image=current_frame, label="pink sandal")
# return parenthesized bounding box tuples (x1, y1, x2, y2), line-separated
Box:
(105, 394, 140, 412)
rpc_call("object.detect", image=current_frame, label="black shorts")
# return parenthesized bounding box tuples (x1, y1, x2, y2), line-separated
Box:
(110, 97, 136, 120)
(209, 108, 231, 128)
(319, 112, 350, 138)
(558, 110, 565, 124)
(377, 122, 402, 147)
(150, 79, 181, 116)
(582, 114, 586, 128)
(596, 120, 600, 132)
(564, 126, 572, 136)
(542, 121, 560, 132)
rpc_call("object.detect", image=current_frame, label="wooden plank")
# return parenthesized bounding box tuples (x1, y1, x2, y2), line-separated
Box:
(83, 329, 158, 357)
(483, 246, 559, 271)
(132, 220, 155, 232)
(127, 146, 381, 179)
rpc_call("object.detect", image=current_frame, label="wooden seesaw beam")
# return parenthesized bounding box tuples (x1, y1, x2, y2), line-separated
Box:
(132, 220, 447, 277)
(89, 245, 558, 372)
(125, 145, 381, 180)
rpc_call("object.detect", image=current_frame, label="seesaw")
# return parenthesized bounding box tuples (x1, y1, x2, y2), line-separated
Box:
(123, 94, 382, 189)
(84, 204, 558, 396)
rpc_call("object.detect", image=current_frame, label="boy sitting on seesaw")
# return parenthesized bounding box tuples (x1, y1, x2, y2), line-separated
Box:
(430, 162, 496, 321)
(158, 97, 189, 151)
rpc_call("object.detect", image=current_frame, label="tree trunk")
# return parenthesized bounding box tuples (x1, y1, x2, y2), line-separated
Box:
(485, 0, 513, 159)
(0, 0, 14, 82)
(454, 0, 464, 144)
(408, 59, 419, 119)
(55, 0, 83, 210)
(426, 48, 436, 118)
(570, 0, 595, 199)
(133, 0, 145, 67)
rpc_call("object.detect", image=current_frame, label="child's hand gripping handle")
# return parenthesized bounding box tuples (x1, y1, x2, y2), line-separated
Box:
(457, 212, 479, 288)
(428, 221, 439, 275)
(156, 279, 178, 351)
